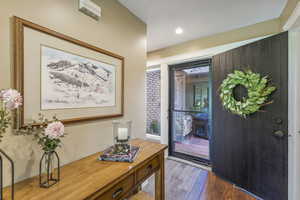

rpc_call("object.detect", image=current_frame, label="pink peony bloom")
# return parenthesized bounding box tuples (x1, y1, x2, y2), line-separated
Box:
(45, 121, 64, 139)
(0, 89, 22, 110)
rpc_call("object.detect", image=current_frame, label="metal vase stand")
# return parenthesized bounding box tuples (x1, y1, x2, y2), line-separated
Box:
(39, 151, 60, 188)
(0, 149, 14, 200)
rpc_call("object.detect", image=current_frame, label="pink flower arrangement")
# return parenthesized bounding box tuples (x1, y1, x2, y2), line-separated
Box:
(16, 113, 66, 152)
(0, 88, 22, 142)
(45, 121, 64, 139)
(0, 89, 23, 110)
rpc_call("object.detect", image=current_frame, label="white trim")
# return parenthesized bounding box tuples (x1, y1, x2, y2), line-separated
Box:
(166, 55, 212, 66)
(146, 67, 161, 72)
(288, 30, 300, 200)
(168, 156, 212, 171)
(160, 63, 169, 149)
(283, 2, 300, 31)
(146, 133, 161, 141)
(285, 7, 300, 199)
(234, 185, 263, 200)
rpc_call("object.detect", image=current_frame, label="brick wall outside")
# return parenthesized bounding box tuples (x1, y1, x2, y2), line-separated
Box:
(146, 70, 161, 135)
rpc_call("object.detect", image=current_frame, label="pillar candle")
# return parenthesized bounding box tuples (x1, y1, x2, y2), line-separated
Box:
(118, 128, 128, 140)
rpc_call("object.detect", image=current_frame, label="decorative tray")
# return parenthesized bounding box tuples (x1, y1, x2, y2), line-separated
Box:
(99, 145, 140, 163)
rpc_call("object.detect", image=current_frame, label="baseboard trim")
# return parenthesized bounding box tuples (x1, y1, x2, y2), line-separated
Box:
(214, 170, 264, 200)
(233, 185, 264, 200)
(167, 156, 212, 171)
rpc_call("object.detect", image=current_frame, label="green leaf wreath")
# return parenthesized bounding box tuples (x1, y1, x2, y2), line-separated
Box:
(219, 69, 276, 117)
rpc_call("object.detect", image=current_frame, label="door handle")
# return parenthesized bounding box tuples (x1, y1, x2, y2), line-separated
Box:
(273, 130, 285, 138)
(273, 117, 283, 125)
(275, 118, 283, 125)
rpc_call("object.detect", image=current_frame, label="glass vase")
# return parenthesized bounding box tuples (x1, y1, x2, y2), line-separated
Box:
(112, 120, 133, 154)
(39, 151, 60, 188)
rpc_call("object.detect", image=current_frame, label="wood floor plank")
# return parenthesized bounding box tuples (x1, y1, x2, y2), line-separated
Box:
(143, 159, 256, 200)
(130, 191, 154, 200)
(200, 172, 256, 200)
(186, 169, 208, 200)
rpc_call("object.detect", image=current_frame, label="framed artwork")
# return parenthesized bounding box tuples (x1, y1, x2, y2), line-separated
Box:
(41, 46, 116, 110)
(13, 17, 124, 127)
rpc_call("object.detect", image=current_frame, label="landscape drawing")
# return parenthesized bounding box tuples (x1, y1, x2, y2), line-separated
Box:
(41, 46, 116, 110)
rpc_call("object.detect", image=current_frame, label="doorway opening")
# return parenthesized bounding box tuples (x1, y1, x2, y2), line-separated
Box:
(169, 59, 212, 165)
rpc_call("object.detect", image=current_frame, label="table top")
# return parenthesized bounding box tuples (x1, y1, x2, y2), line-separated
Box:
(3, 139, 168, 200)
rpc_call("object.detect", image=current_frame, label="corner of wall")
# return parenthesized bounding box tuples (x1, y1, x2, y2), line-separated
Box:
(279, 0, 300, 30)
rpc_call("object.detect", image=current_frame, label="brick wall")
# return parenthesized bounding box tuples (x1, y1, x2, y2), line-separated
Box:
(146, 70, 161, 135)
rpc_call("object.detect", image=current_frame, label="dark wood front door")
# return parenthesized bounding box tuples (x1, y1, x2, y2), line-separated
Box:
(211, 32, 288, 200)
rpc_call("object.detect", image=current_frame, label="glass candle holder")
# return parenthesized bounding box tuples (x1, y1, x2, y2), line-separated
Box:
(112, 120, 132, 154)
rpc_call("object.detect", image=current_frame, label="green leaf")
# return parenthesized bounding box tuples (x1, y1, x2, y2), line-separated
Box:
(219, 68, 276, 118)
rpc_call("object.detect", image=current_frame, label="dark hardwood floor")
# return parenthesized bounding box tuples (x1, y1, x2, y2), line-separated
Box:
(143, 159, 255, 200)
(200, 172, 256, 200)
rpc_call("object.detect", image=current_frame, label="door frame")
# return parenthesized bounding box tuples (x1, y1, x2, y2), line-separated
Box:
(168, 59, 212, 165)
(288, 29, 300, 200)
(282, 5, 300, 199)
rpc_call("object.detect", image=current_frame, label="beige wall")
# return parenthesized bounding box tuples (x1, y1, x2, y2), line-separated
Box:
(0, 0, 146, 186)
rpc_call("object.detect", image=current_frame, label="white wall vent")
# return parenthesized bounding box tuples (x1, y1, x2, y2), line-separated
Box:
(79, 0, 101, 21)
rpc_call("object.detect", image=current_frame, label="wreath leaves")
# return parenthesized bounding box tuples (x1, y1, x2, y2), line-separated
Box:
(220, 69, 276, 117)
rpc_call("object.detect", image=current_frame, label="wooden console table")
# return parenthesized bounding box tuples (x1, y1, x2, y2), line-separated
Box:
(3, 139, 168, 200)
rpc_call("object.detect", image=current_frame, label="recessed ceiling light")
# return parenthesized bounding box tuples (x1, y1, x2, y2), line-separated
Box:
(175, 27, 183, 34)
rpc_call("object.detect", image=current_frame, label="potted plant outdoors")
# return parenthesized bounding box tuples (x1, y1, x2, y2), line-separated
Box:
(150, 120, 160, 135)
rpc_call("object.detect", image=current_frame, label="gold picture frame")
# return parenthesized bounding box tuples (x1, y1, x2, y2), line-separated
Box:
(13, 16, 124, 127)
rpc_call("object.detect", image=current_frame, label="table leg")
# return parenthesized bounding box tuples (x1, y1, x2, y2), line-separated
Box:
(155, 152, 165, 200)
